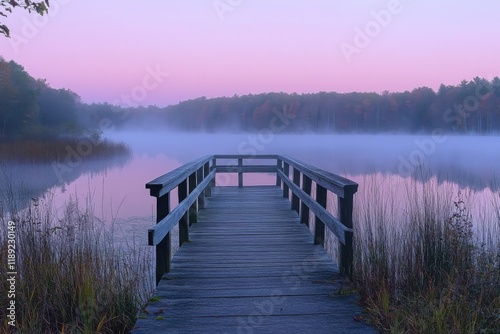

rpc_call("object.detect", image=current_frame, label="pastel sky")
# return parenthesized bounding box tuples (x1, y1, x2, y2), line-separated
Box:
(1, 0, 499, 107)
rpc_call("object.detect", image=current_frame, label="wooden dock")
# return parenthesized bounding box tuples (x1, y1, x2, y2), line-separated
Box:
(133, 156, 376, 333)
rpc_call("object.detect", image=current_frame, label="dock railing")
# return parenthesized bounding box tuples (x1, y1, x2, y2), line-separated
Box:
(146, 155, 358, 284)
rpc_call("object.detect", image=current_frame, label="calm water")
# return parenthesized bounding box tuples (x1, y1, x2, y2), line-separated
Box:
(1, 132, 499, 245)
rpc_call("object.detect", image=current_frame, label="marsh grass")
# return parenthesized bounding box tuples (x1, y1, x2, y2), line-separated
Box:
(0, 136, 130, 163)
(0, 192, 154, 333)
(351, 173, 500, 333)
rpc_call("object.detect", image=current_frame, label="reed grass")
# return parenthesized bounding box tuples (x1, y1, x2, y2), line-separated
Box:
(351, 173, 500, 333)
(0, 192, 154, 333)
(0, 137, 130, 164)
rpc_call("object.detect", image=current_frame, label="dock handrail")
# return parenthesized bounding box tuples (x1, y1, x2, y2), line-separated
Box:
(145, 154, 358, 284)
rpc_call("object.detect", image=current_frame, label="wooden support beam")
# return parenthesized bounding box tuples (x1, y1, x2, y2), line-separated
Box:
(211, 157, 217, 187)
(178, 179, 189, 245)
(238, 158, 243, 188)
(291, 168, 301, 213)
(197, 167, 205, 209)
(189, 172, 198, 225)
(314, 184, 327, 246)
(155, 193, 170, 285)
(339, 195, 354, 278)
(300, 175, 312, 226)
(283, 162, 290, 199)
(276, 158, 282, 187)
(204, 162, 211, 197)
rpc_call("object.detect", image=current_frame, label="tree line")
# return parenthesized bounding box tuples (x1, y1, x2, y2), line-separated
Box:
(2, 58, 500, 138)
(71, 77, 500, 134)
(0, 58, 81, 138)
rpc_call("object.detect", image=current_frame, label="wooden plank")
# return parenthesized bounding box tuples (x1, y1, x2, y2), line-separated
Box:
(214, 154, 279, 160)
(137, 293, 364, 318)
(133, 312, 375, 334)
(215, 165, 276, 173)
(134, 186, 374, 334)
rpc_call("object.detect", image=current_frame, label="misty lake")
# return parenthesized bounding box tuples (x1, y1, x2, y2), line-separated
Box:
(1, 132, 499, 247)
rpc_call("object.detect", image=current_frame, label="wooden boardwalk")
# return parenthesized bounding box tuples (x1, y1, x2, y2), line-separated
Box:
(133, 186, 376, 333)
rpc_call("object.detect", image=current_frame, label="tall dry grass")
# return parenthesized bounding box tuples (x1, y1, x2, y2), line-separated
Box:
(0, 137, 130, 164)
(0, 191, 154, 333)
(351, 173, 500, 333)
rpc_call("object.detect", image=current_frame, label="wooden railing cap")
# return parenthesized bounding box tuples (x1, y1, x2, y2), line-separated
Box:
(146, 155, 213, 197)
(279, 155, 358, 197)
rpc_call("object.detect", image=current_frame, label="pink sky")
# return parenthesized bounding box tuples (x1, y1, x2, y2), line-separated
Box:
(1, 0, 499, 107)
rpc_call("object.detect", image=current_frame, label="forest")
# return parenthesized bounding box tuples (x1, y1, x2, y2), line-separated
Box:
(2, 57, 500, 137)
(0, 57, 80, 138)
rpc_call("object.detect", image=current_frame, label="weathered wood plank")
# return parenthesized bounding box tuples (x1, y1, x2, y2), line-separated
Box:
(215, 165, 277, 173)
(133, 313, 372, 334)
(134, 186, 374, 334)
(214, 154, 279, 160)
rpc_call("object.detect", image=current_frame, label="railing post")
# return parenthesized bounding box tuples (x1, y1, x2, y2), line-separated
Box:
(282, 162, 290, 199)
(291, 168, 300, 213)
(155, 193, 171, 285)
(189, 172, 198, 224)
(300, 175, 312, 226)
(197, 167, 205, 209)
(178, 179, 189, 245)
(211, 157, 217, 188)
(238, 158, 243, 188)
(314, 185, 327, 246)
(204, 161, 211, 197)
(339, 194, 354, 278)
(276, 158, 282, 187)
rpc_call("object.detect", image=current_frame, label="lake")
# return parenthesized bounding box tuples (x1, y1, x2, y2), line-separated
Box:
(1, 132, 499, 249)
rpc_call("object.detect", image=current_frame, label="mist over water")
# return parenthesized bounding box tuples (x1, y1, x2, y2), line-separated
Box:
(1, 131, 498, 244)
(107, 131, 500, 191)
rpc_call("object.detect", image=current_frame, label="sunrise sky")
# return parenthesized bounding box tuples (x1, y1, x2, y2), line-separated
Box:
(0, 0, 499, 107)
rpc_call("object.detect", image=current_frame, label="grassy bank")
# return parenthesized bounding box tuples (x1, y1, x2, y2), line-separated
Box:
(351, 175, 500, 333)
(0, 194, 153, 333)
(0, 136, 130, 164)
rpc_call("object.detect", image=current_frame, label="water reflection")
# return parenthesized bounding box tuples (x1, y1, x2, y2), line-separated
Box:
(0, 154, 131, 214)
(1, 132, 498, 246)
(107, 132, 500, 192)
